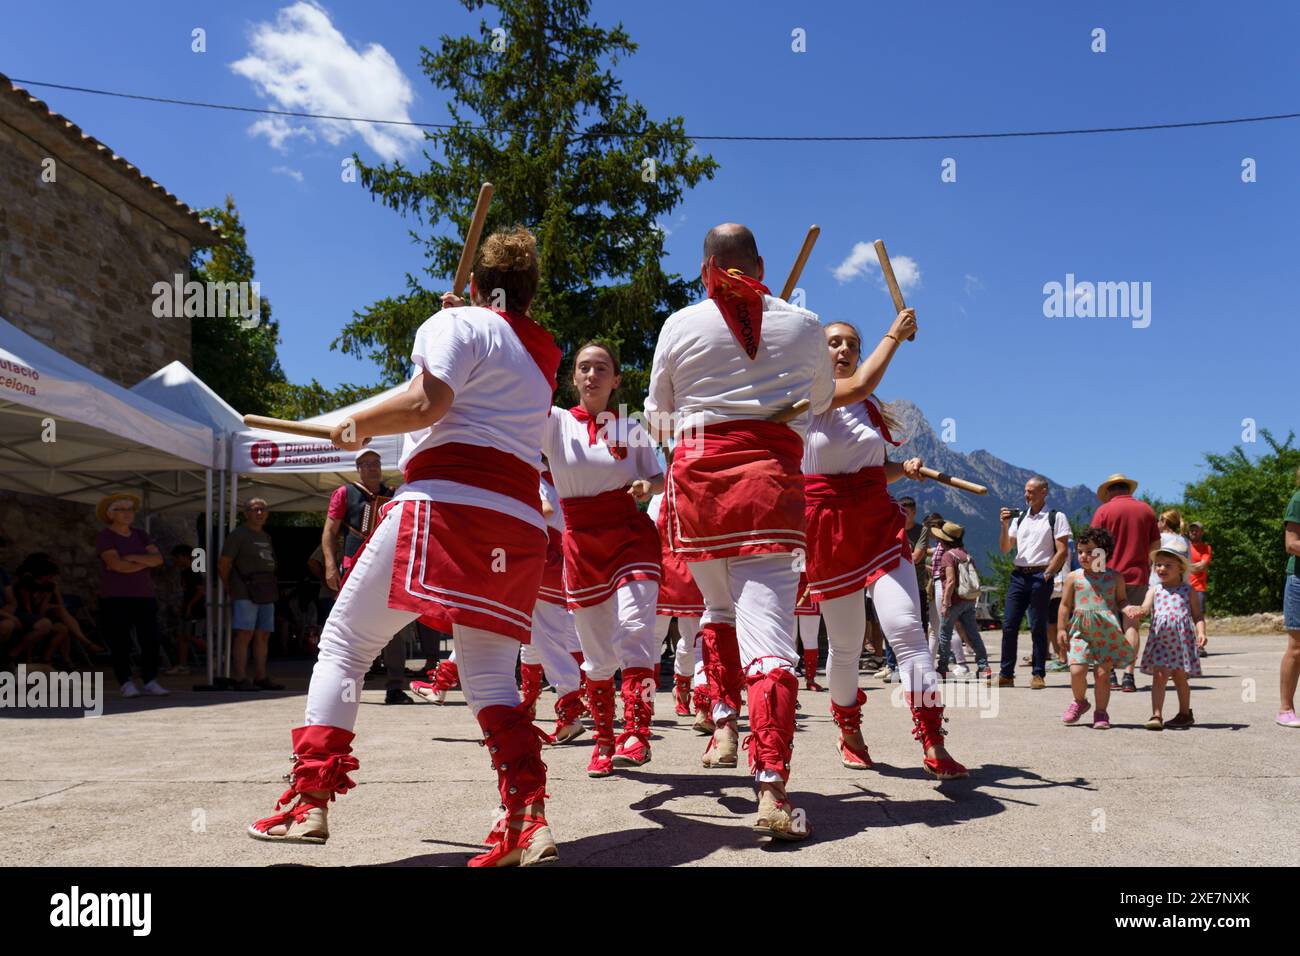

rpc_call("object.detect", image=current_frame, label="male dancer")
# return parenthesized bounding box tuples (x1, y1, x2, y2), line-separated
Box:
(645, 223, 835, 840)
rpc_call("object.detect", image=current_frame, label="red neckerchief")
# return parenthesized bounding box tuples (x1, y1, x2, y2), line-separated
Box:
(493, 309, 561, 392)
(568, 406, 629, 461)
(704, 257, 769, 360)
(864, 397, 901, 446)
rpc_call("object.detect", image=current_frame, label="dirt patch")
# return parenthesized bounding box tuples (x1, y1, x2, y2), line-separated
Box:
(1207, 612, 1287, 636)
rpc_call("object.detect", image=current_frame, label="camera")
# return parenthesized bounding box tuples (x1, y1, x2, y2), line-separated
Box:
(1005, 508, 1023, 521)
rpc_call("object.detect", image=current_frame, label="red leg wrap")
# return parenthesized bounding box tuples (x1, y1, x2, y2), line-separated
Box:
(743, 667, 799, 784)
(434, 659, 460, 692)
(701, 622, 743, 714)
(907, 694, 968, 779)
(586, 678, 616, 746)
(673, 675, 693, 715)
(614, 667, 654, 762)
(519, 662, 545, 711)
(251, 725, 359, 834)
(471, 703, 552, 866)
(803, 648, 823, 690)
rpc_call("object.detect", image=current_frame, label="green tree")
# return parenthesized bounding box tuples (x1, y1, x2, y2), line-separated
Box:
(337, 0, 718, 399)
(1181, 430, 1300, 614)
(189, 196, 285, 416)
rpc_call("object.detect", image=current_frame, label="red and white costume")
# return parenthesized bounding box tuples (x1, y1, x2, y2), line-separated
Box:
(645, 265, 834, 788)
(541, 405, 663, 773)
(803, 394, 967, 777)
(250, 304, 562, 865)
(648, 491, 703, 716)
(525, 472, 585, 736)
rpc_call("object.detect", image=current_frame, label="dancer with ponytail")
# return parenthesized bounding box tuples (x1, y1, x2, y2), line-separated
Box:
(801, 318, 969, 779)
(541, 341, 664, 778)
(246, 227, 563, 867)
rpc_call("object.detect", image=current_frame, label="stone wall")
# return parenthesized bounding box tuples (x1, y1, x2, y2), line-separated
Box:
(0, 114, 195, 388)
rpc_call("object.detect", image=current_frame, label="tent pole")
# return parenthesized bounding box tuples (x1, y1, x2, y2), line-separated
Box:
(227, 469, 238, 678)
(204, 466, 214, 688)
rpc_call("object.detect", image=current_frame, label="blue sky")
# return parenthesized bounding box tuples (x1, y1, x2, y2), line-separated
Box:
(4, 0, 1297, 502)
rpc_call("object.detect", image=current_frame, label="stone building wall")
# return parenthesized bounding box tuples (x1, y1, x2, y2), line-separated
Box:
(0, 80, 221, 627)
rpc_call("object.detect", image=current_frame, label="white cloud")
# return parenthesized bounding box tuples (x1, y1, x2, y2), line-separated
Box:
(272, 165, 305, 182)
(230, 1, 424, 162)
(833, 241, 921, 294)
(964, 273, 984, 296)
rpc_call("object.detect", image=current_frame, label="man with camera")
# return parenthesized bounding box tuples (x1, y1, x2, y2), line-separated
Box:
(998, 476, 1071, 689)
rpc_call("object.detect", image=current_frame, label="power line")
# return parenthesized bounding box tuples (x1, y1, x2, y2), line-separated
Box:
(11, 75, 1300, 142)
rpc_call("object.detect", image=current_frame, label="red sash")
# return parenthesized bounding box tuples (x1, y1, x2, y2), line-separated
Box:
(802, 466, 910, 602)
(654, 497, 705, 616)
(405, 442, 541, 513)
(559, 488, 662, 609)
(666, 420, 805, 561)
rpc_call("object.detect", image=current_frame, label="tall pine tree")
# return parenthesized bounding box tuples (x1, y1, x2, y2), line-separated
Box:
(337, 0, 717, 399)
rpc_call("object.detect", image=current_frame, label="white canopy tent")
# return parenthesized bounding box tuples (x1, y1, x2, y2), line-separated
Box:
(0, 317, 222, 684)
(129, 363, 405, 679)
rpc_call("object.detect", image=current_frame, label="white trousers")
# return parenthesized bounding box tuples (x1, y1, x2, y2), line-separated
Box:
(689, 553, 798, 771)
(819, 562, 937, 707)
(306, 506, 520, 726)
(796, 614, 820, 653)
(526, 601, 583, 696)
(573, 579, 660, 681)
(656, 615, 702, 676)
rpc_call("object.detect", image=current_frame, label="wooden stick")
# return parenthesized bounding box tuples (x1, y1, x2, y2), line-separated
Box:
(780, 225, 820, 301)
(918, 466, 987, 496)
(873, 238, 915, 341)
(242, 415, 334, 440)
(768, 398, 810, 424)
(452, 182, 494, 297)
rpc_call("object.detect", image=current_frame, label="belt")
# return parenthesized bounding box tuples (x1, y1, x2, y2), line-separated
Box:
(1014, 565, 1049, 574)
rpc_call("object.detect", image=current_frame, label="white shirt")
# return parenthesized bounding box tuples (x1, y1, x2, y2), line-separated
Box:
(394, 306, 553, 530)
(802, 396, 889, 475)
(1008, 507, 1072, 567)
(644, 296, 836, 441)
(541, 406, 663, 499)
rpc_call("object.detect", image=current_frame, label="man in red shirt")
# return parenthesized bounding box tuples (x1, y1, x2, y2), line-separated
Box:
(1090, 473, 1160, 693)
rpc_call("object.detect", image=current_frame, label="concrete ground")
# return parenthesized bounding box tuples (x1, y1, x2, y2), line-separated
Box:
(2, 633, 1295, 867)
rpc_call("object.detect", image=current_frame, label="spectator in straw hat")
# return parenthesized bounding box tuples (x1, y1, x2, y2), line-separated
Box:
(95, 492, 168, 697)
(931, 521, 991, 680)
(1090, 473, 1160, 694)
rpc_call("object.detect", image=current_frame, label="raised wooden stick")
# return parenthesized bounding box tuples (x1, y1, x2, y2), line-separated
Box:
(918, 466, 987, 496)
(873, 238, 915, 341)
(452, 182, 494, 297)
(780, 225, 820, 301)
(242, 415, 334, 440)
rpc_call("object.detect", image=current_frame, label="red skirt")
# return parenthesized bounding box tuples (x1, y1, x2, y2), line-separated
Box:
(665, 420, 805, 562)
(803, 467, 910, 603)
(655, 502, 705, 616)
(538, 527, 567, 607)
(560, 488, 662, 609)
(385, 497, 546, 643)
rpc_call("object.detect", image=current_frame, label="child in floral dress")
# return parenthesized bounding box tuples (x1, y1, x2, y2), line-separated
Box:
(1134, 542, 1206, 730)
(1058, 528, 1133, 729)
